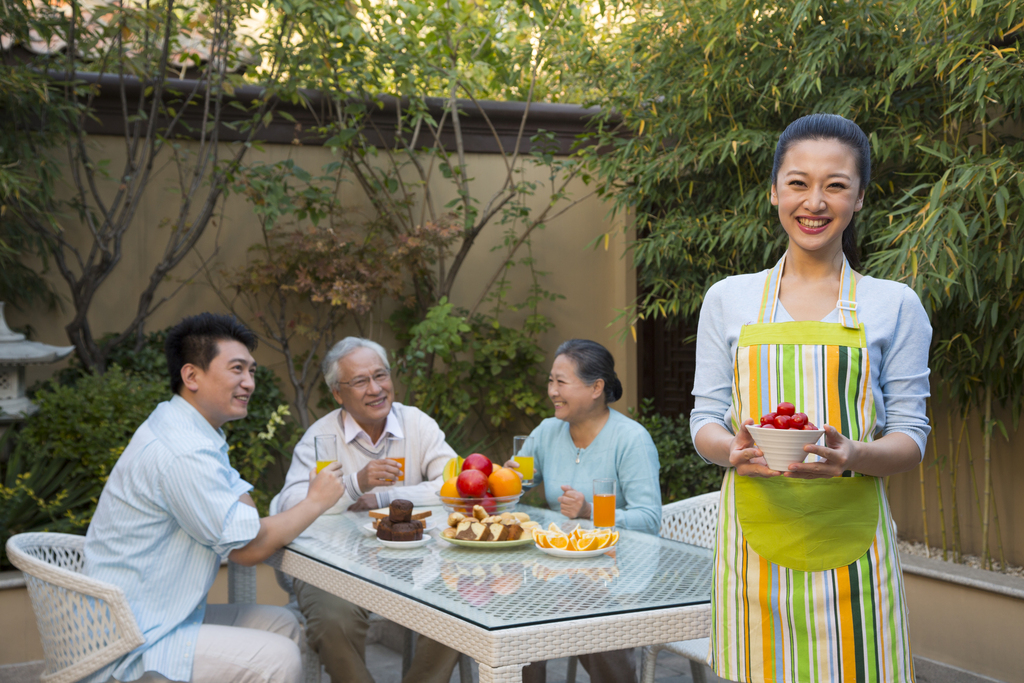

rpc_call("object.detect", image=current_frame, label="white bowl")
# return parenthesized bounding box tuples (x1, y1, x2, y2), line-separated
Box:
(746, 425, 825, 471)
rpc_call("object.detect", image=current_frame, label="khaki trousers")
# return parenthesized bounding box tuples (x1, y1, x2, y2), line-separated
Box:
(193, 603, 303, 683)
(294, 580, 460, 683)
(521, 648, 636, 683)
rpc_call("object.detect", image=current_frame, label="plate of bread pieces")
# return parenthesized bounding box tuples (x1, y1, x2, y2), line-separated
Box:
(373, 500, 433, 547)
(438, 506, 541, 548)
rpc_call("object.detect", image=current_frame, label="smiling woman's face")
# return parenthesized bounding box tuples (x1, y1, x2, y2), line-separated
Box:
(771, 138, 865, 260)
(547, 354, 604, 425)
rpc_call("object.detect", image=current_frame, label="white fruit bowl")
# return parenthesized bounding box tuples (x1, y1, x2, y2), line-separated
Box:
(746, 425, 825, 472)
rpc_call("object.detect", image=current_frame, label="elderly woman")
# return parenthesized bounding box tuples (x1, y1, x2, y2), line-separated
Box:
(517, 338, 662, 683)
(277, 336, 460, 683)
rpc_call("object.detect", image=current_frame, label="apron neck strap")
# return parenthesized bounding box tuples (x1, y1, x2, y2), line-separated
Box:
(757, 252, 860, 328)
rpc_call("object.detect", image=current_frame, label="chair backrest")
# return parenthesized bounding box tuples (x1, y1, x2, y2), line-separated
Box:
(659, 491, 720, 550)
(6, 532, 145, 683)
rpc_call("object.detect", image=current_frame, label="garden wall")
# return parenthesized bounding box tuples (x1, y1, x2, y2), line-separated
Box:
(15, 133, 638, 421)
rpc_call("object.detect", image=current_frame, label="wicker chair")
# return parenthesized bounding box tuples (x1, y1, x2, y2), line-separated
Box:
(5, 532, 145, 683)
(639, 491, 720, 683)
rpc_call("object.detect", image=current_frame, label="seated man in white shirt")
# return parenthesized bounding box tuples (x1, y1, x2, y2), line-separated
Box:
(277, 337, 459, 683)
(84, 313, 346, 683)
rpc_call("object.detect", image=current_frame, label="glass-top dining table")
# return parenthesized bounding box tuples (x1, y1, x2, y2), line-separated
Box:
(266, 505, 713, 683)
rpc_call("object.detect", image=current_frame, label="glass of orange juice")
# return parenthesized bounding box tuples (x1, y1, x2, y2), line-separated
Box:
(511, 435, 535, 486)
(593, 479, 616, 528)
(315, 434, 338, 473)
(387, 436, 405, 485)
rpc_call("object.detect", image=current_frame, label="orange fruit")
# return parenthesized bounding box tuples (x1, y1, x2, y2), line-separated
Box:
(534, 532, 551, 548)
(440, 476, 460, 499)
(487, 466, 522, 497)
(577, 535, 602, 551)
(550, 535, 569, 550)
(548, 522, 564, 534)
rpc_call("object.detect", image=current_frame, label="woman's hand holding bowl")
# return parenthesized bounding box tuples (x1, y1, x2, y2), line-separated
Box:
(786, 424, 859, 479)
(731, 418, 780, 478)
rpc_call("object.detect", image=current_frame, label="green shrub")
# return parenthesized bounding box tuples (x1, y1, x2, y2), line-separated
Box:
(0, 432, 97, 568)
(630, 399, 723, 504)
(18, 365, 169, 482)
(394, 297, 552, 440)
(1, 366, 167, 568)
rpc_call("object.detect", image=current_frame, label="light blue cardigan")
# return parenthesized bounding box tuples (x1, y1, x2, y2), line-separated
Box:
(523, 408, 662, 535)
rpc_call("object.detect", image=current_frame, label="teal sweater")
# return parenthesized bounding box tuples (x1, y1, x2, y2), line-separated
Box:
(523, 408, 662, 535)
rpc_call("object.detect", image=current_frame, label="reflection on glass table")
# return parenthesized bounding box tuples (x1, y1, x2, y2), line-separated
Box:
(286, 505, 713, 631)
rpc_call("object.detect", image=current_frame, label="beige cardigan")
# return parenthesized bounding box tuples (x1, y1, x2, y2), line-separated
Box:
(277, 403, 456, 514)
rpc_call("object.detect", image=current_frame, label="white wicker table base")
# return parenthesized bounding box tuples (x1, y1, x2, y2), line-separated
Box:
(267, 547, 711, 672)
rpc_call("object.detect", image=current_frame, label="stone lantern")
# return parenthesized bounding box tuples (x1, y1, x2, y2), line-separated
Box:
(0, 302, 74, 424)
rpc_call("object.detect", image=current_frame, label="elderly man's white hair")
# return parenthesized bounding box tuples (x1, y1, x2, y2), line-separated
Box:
(322, 337, 391, 390)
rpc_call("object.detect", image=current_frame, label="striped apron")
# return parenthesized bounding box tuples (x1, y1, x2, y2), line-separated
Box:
(709, 254, 915, 683)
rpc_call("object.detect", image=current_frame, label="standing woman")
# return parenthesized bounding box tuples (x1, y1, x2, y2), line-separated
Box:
(690, 114, 930, 682)
(518, 339, 662, 683)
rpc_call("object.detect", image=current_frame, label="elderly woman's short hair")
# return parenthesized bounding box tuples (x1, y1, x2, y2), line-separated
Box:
(322, 337, 390, 389)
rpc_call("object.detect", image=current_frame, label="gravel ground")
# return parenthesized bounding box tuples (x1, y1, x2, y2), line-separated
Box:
(898, 539, 1024, 578)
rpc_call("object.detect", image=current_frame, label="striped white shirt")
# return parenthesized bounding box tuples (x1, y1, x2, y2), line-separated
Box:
(83, 395, 261, 683)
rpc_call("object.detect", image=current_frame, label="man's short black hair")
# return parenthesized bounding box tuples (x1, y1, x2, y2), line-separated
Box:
(165, 313, 258, 395)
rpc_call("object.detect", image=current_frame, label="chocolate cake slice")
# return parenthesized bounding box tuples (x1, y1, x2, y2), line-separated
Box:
(391, 521, 422, 542)
(376, 518, 394, 541)
(389, 499, 414, 524)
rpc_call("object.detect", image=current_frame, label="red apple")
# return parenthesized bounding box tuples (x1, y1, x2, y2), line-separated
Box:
(456, 469, 488, 497)
(462, 453, 493, 477)
(480, 492, 497, 513)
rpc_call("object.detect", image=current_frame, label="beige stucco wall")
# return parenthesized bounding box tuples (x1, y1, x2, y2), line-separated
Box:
(902, 574, 1024, 682)
(14, 138, 637, 425)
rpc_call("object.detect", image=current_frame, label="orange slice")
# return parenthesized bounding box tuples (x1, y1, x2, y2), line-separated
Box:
(566, 537, 579, 551)
(609, 531, 619, 546)
(577, 535, 602, 551)
(592, 529, 613, 549)
(550, 535, 569, 550)
(534, 532, 551, 548)
(548, 522, 564, 534)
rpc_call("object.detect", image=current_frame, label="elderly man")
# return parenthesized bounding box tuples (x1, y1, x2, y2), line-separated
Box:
(277, 337, 460, 683)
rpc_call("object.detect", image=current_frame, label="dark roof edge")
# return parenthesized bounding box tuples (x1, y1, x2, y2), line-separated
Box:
(68, 71, 615, 155)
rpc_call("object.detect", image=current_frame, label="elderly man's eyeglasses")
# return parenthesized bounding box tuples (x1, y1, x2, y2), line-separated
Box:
(336, 370, 391, 390)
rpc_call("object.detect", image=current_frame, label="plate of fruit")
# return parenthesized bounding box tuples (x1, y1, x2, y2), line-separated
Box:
(438, 452, 523, 515)
(533, 524, 618, 558)
(438, 507, 540, 548)
(746, 402, 825, 471)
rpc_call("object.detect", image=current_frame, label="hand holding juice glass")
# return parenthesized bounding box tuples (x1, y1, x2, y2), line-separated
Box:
(315, 435, 338, 473)
(592, 479, 616, 528)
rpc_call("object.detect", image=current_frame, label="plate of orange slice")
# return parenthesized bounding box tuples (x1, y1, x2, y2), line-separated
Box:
(532, 523, 618, 558)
